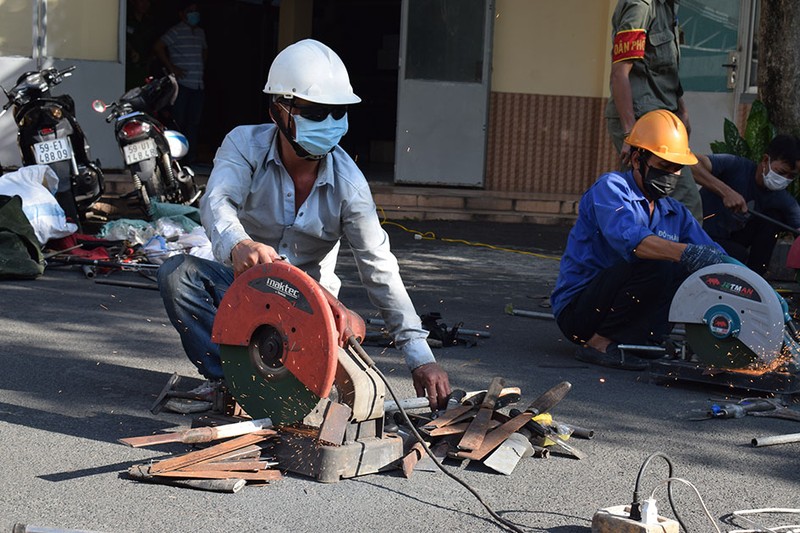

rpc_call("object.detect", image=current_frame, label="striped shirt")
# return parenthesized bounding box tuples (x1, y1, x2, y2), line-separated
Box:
(160, 22, 207, 90)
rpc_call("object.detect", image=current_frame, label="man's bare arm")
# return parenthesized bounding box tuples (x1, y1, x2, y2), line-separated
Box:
(692, 154, 747, 213)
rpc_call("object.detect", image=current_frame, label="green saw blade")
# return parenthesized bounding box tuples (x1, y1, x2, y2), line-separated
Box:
(220, 344, 319, 426)
(685, 323, 759, 369)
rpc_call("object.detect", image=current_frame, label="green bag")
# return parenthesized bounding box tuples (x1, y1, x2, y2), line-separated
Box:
(0, 195, 44, 279)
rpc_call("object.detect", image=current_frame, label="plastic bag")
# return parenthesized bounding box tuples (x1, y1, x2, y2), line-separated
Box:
(0, 165, 77, 244)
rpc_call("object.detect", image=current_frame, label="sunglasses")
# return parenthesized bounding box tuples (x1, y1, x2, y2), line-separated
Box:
(279, 100, 348, 122)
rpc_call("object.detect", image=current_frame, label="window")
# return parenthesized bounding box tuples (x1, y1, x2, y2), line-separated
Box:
(0, 0, 34, 57)
(45, 0, 119, 61)
(0, 0, 119, 61)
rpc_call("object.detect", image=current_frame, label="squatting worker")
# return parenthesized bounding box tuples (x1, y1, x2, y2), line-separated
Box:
(158, 39, 450, 412)
(605, 0, 703, 221)
(693, 134, 800, 275)
(551, 110, 727, 371)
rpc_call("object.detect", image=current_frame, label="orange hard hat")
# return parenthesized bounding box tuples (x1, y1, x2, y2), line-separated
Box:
(625, 109, 698, 166)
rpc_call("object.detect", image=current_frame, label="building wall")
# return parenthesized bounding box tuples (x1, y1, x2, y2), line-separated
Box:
(486, 0, 619, 194)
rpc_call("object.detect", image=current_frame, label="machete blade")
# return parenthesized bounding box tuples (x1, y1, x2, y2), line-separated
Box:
(526, 381, 572, 416)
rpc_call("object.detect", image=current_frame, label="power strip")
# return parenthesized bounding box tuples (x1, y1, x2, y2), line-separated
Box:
(592, 505, 679, 533)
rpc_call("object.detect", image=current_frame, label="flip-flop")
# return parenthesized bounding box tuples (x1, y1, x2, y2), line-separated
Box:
(575, 344, 649, 371)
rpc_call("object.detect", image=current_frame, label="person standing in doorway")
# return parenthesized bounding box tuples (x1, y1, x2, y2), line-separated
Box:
(154, 0, 207, 163)
(605, 0, 703, 221)
(125, 0, 157, 90)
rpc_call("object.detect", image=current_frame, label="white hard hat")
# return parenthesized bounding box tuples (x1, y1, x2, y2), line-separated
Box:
(263, 39, 361, 105)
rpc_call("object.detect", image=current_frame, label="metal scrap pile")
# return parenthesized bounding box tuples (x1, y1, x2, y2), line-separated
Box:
(393, 378, 592, 477)
(118, 378, 591, 492)
(121, 418, 281, 493)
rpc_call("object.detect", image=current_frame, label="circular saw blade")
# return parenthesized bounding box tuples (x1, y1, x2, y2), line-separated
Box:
(685, 323, 759, 369)
(213, 262, 341, 425)
(220, 344, 319, 425)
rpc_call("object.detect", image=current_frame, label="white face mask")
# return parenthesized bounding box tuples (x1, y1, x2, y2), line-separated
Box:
(762, 156, 793, 191)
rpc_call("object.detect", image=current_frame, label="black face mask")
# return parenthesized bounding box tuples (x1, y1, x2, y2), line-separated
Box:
(640, 159, 681, 200)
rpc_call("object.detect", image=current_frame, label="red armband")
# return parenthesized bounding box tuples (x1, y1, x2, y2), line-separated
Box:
(612, 29, 646, 63)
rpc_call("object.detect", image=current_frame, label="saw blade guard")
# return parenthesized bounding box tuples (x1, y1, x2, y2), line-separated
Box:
(669, 263, 785, 366)
(213, 261, 345, 398)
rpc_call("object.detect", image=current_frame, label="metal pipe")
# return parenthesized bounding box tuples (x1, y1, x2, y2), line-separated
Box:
(563, 423, 595, 440)
(94, 279, 159, 291)
(47, 255, 159, 270)
(751, 432, 800, 447)
(507, 309, 554, 320)
(749, 209, 800, 236)
(366, 317, 491, 338)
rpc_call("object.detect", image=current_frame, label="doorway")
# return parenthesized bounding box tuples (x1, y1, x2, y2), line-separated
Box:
(679, 0, 760, 155)
(312, 0, 402, 182)
(127, 0, 281, 165)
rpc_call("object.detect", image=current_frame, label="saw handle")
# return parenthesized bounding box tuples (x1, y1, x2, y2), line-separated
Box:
(348, 335, 376, 368)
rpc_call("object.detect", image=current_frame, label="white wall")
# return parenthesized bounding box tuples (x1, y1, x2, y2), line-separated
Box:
(0, 0, 126, 170)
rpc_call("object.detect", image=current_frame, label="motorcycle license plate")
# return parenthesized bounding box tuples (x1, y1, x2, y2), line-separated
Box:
(33, 139, 72, 165)
(123, 138, 158, 165)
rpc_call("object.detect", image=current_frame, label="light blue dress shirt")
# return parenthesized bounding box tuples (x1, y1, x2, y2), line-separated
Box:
(200, 123, 435, 370)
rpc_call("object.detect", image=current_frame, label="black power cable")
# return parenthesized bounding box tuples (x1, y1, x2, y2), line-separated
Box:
(347, 336, 525, 533)
(632, 452, 688, 531)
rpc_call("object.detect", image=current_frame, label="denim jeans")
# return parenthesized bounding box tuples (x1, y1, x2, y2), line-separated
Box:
(158, 254, 233, 380)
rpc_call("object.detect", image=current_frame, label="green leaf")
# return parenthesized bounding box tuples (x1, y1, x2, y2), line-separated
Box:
(723, 119, 748, 157)
(709, 141, 728, 154)
(744, 100, 771, 161)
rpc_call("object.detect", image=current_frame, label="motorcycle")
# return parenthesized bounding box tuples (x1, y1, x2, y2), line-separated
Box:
(92, 74, 201, 217)
(0, 65, 104, 222)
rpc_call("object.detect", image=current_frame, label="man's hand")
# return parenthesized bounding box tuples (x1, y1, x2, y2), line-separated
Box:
(676, 98, 691, 138)
(722, 189, 748, 213)
(680, 243, 725, 273)
(231, 239, 280, 276)
(620, 143, 632, 168)
(411, 362, 451, 411)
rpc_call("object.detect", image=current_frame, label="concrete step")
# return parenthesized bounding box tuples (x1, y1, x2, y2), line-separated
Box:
(101, 172, 579, 225)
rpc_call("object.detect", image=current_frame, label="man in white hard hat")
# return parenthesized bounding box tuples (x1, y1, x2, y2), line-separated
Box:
(158, 39, 451, 412)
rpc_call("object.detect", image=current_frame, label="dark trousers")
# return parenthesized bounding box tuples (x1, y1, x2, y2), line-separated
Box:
(716, 218, 778, 276)
(171, 85, 204, 162)
(556, 260, 688, 347)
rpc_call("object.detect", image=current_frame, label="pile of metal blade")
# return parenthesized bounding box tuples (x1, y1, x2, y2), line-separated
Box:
(121, 418, 282, 493)
(397, 378, 593, 476)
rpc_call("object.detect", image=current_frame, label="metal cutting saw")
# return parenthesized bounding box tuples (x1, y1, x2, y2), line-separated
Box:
(212, 261, 403, 482)
(666, 263, 800, 374)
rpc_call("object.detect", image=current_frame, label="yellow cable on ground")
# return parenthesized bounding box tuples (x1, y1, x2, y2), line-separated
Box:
(377, 207, 562, 261)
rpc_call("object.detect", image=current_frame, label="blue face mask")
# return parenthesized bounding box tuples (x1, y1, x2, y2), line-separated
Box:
(186, 11, 200, 26)
(292, 113, 349, 158)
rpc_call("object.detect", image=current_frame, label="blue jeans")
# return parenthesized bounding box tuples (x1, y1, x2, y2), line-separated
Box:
(158, 254, 233, 380)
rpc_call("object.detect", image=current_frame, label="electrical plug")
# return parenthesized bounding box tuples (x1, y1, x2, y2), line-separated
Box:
(629, 500, 642, 521)
(641, 497, 659, 524)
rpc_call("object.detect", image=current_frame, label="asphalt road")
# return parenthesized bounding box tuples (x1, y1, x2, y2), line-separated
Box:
(1, 220, 799, 533)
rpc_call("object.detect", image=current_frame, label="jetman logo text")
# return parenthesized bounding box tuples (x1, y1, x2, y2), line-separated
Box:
(701, 274, 760, 302)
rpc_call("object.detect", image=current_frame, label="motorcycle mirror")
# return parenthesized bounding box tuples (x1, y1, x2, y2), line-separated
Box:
(91, 100, 107, 113)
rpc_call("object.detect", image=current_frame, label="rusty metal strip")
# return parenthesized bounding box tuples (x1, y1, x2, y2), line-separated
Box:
(149, 432, 272, 474)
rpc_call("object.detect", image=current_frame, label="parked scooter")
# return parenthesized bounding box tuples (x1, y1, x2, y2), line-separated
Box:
(92, 74, 201, 216)
(0, 65, 104, 222)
